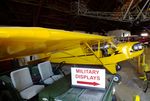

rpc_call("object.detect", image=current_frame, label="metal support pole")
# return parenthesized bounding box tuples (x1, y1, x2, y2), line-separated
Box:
(142, 54, 146, 65)
(138, 55, 141, 67)
(138, 55, 141, 73)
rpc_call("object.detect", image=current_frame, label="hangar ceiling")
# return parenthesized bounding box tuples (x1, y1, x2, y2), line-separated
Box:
(0, 0, 149, 34)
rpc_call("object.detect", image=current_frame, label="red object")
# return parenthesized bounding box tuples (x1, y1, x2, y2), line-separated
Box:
(139, 37, 150, 45)
(77, 81, 100, 86)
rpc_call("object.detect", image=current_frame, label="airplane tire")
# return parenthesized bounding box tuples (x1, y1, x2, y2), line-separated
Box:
(116, 64, 121, 71)
(112, 94, 117, 101)
(113, 74, 121, 83)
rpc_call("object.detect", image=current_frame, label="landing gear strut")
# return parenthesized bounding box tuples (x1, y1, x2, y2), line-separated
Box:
(116, 64, 121, 71)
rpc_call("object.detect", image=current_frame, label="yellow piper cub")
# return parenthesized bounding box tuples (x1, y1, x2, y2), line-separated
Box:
(49, 41, 143, 74)
(0, 27, 144, 82)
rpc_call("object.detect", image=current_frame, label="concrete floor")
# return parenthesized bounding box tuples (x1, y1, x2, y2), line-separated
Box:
(115, 47, 150, 101)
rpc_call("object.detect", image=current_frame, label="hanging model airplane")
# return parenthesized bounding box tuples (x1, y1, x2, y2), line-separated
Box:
(0, 27, 144, 81)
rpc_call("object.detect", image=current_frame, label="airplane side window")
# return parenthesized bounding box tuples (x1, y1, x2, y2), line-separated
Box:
(80, 43, 93, 54)
(92, 44, 98, 51)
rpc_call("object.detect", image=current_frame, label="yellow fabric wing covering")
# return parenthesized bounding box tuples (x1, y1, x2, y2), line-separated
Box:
(0, 27, 111, 60)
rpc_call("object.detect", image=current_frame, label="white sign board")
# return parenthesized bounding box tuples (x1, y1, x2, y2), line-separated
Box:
(71, 67, 106, 89)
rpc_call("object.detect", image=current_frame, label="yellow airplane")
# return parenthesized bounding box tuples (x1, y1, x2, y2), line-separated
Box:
(0, 27, 144, 82)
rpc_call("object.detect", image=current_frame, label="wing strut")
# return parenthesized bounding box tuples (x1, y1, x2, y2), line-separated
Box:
(84, 42, 103, 65)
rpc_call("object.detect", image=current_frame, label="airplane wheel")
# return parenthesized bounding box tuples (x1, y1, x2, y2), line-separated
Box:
(113, 74, 121, 83)
(116, 64, 121, 71)
(112, 94, 117, 101)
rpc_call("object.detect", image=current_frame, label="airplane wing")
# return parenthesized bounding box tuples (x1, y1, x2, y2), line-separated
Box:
(0, 27, 112, 61)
